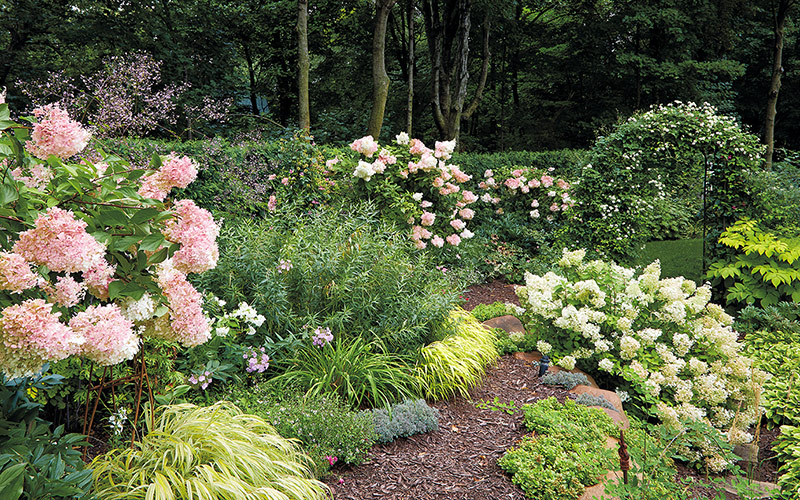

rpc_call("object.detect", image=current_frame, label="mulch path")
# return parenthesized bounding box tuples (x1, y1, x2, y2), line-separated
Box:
(323, 279, 781, 500)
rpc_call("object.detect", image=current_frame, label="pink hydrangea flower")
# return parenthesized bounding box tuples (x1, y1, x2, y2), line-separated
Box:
(138, 153, 198, 201)
(70, 305, 139, 366)
(10, 163, 54, 190)
(418, 153, 437, 171)
(541, 175, 554, 187)
(446, 234, 461, 246)
(349, 135, 379, 157)
(420, 211, 436, 226)
(459, 208, 475, 220)
(25, 106, 91, 160)
(268, 195, 277, 212)
(450, 166, 471, 183)
(550, 203, 560, 212)
(14, 207, 106, 273)
(504, 178, 520, 189)
(408, 138, 429, 156)
(0, 299, 82, 378)
(531, 199, 540, 208)
(461, 191, 477, 204)
(557, 179, 570, 189)
(450, 219, 466, 231)
(325, 158, 340, 168)
(0, 252, 38, 293)
(528, 179, 541, 188)
(432, 177, 444, 188)
(378, 149, 397, 165)
(83, 259, 116, 300)
(431, 236, 445, 248)
(162, 200, 220, 274)
(512, 169, 524, 178)
(155, 261, 211, 347)
(48, 275, 86, 307)
(434, 140, 456, 159)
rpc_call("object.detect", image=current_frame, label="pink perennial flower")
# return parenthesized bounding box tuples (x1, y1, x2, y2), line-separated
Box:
(10, 163, 54, 190)
(446, 234, 461, 246)
(434, 140, 456, 160)
(408, 138, 429, 156)
(162, 200, 220, 274)
(450, 219, 466, 231)
(459, 208, 475, 220)
(431, 235, 445, 248)
(25, 105, 91, 160)
(0, 299, 82, 378)
(14, 207, 106, 273)
(70, 305, 139, 366)
(83, 259, 116, 300)
(0, 252, 38, 292)
(420, 211, 436, 226)
(48, 275, 86, 307)
(267, 195, 277, 212)
(138, 153, 198, 201)
(461, 191, 478, 204)
(155, 260, 211, 347)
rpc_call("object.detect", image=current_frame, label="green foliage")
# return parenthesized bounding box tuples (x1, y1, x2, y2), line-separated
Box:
(270, 336, 421, 410)
(414, 309, 499, 400)
(452, 150, 589, 181)
(372, 399, 439, 444)
(706, 219, 800, 307)
(498, 397, 617, 500)
(0, 373, 94, 500)
(475, 397, 518, 415)
(90, 402, 328, 500)
(229, 386, 376, 475)
(195, 203, 461, 356)
(570, 102, 763, 262)
(540, 371, 590, 391)
(469, 301, 518, 322)
(101, 135, 340, 218)
(573, 393, 617, 412)
(734, 302, 800, 337)
(774, 425, 800, 499)
(743, 329, 800, 427)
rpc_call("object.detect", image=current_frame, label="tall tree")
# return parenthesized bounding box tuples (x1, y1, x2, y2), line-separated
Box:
(298, 0, 310, 133)
(765, 0, 796, 168)
(422, 0, 490, 141)
(367, 0, 398, 138)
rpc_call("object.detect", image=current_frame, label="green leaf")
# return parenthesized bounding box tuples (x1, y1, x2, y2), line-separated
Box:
(139, 233, 165, 252)
(109, 235, 141, 252)
(0, 462, 26, 500)
(131, 207, 160, 225)
(0, 184, 18, 206)
(148, 247, 169, 265)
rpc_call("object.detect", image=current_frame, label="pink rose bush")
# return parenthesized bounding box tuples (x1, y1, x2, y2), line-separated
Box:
(338, 135, 477, 249)
(0, 102, 219, 378)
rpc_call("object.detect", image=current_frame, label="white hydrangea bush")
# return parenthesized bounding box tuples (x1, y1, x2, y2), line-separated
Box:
(516, 249, 767, 471)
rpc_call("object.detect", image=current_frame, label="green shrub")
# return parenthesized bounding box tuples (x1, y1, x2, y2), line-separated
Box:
(498, 398, 617, 500)
(470, 301, 520, 322)
(195, 203, 461, 356)
(574, 393, 617, 412)
(414, 309, 499, 400)
(91, 402, 327, 500)
(706, 219, 800, 307)
(270, 336, 421, 410)
(774, 425, 800, 499)
(734, 302, 800, 337)
(743, 329, 800, 427)
(372, 399, 439, 444)
(230, 387, 375, 474)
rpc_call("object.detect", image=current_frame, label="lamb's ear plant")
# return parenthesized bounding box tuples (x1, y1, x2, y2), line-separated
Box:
(414, 309, 499, 400)
(90, 402, 328, 500)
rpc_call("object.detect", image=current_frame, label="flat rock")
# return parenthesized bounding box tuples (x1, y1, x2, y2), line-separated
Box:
(579, 470, 624, 500)
(512, 351, 541, 363)
(722, 476, 779, 499)
(483, 315, 525, 334)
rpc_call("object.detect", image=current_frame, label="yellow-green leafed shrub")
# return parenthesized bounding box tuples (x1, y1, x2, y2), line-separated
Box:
(415, 309, 499, 400)
(90, 402, 328, 500)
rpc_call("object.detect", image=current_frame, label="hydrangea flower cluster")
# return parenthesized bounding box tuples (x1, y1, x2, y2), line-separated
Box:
(312, 326, 333, 347)
(25, 105, 91, 159)
(478, 167, 574, 220)
(244, 347, 270, 373)
(138, 153, 198, 201)
(516, 249, 766, 471)
(0, 104, 220, 379)
(342, 135, 477, 249)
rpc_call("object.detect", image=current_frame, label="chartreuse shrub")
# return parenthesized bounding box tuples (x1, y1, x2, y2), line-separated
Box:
(414, 309, 499, 400)
(91, 402, 327, 500)
(516, 249, 765, 471)
(372, 399, 439, 444)
(229, 385, 375, 475)
(742, 329, 800, 427)
(498, 397, 617, 500)
(569, 101, 763, 261)
(775, 426, 800, 499)
(195, 203, 461, 356)
(269, 335, 421, 410)
(706, 219, 800, 307)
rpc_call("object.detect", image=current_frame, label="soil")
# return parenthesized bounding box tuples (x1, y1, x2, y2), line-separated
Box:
(323, 279, 782, 500)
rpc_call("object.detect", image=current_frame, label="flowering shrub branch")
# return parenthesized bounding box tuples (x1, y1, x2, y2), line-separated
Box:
(0, 99, 219, 379)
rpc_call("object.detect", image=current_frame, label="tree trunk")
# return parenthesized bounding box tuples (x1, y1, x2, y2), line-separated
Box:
(367, 0, 398, 138)
(765, 0, 793, 169)
(407, 0, 415, 135)
(297, 0, 310, 134)
(243, 44, 260, 116)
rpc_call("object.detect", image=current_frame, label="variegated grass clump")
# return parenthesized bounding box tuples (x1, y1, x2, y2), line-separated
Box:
(90, 402, 328, 500)
(415, 309, 499, 400)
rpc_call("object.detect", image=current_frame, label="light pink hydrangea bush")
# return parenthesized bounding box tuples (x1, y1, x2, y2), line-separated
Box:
(0, 101, 219, 378)
(478, 166, 574, 221)
(339, 134, 478, 249)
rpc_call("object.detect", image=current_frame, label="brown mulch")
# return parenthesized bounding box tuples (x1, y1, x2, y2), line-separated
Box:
(324, 355, 567, 500)
(461, 279, 521, 311)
